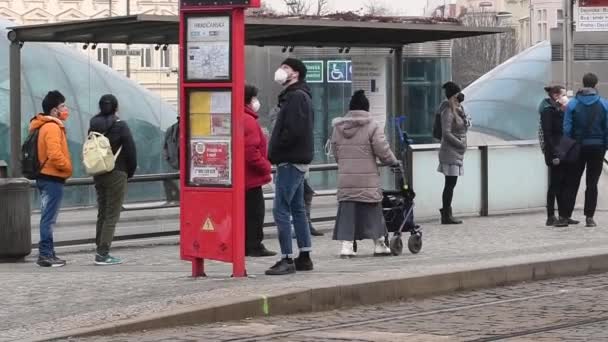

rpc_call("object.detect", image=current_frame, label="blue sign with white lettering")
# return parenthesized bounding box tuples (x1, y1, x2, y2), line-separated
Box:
(327, 60, 352, 83)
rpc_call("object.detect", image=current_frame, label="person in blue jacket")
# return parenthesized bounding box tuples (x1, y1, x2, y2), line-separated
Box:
(561, 73, 608, 228)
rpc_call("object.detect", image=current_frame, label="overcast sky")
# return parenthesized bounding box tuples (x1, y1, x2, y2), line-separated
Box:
(263, 0, 427, 16)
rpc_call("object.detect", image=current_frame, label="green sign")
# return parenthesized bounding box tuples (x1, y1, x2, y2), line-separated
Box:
(304, 60, 324, 83)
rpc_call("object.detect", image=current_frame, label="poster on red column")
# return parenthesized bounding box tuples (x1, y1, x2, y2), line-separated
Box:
(190, 139, 231, 186)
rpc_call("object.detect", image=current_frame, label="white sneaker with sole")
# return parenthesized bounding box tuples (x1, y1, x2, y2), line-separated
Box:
(340, 241, 356, 258)
(373, 238, 391, 256)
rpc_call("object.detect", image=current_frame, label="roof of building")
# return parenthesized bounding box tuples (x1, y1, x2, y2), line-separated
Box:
(7, 14, 505, 47)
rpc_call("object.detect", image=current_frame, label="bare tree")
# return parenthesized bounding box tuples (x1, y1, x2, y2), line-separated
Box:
(284, 0, 311, 16)
(362, 0, 392, 16)
(315, 0, 330, 16)
(452, 11, 519, 88)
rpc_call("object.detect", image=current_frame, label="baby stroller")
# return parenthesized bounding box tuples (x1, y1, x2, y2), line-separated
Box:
(353, 117, 423, 255)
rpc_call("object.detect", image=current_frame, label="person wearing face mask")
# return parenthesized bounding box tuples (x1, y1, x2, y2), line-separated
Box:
(437, 82, 469, 225)
(538, 85, 575, 227)
(29, 90, 73, 267)
(88, 94, 137, 265)
(244, 85, 276, 257)
(266, 58, 315, 276)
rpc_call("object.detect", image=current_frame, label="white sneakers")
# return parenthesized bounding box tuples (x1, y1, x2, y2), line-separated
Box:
(373, 238, 391, 256)
(340, 238, 391, 257)
(340, 241, 356, 258)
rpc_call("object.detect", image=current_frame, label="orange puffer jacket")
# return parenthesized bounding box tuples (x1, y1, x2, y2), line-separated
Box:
(29, 114, 73, 181)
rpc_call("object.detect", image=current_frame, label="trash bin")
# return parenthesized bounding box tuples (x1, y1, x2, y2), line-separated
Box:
(0, 178, 32, 261)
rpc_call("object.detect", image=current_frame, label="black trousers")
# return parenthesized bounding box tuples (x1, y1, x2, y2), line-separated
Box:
(547, 164, 566, 218)
(561, 146, 605, 218)
(442, 176, 458, 209)
(245, 187, 265, 251)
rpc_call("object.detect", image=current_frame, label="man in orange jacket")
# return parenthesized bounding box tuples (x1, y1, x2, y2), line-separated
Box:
(30, 90, 73, 267)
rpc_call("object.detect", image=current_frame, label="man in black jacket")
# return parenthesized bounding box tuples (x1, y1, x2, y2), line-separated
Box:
(265, 58, 315, 276)
(89, 94, 137, 265)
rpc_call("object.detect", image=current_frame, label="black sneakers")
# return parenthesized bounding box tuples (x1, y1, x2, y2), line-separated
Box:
(546, 216, 558, 226)
(265, 258, 296, 276)
(295, 254, 314, 271)
(554, 217, 569, 227)
(586, 217, 597, 227)
(37, 255, 66, 268)
(310, 227, 325, 237)
(246, 245, 277, 258)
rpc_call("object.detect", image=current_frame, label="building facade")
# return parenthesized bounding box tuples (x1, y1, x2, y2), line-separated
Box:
(0, 0, 180, 107)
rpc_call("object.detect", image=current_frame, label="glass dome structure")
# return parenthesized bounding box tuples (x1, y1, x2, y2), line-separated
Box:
(0, 20, 178, 206)
(462, 41, 552, 140)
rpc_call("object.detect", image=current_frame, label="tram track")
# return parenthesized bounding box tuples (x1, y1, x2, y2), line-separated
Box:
(217, 283, 608, 342)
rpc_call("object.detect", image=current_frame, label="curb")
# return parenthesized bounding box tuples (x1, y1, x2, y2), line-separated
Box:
(23, 252, 608, 342)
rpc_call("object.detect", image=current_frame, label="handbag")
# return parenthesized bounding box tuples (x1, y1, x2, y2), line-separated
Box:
(556, 104, 599, 164)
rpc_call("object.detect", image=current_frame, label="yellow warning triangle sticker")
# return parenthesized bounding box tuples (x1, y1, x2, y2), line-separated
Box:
(202, 217, 215, 232)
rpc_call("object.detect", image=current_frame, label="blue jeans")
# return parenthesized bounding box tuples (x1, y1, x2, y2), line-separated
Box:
(36, 179, 64, 257)
(273, 164, 312, 257)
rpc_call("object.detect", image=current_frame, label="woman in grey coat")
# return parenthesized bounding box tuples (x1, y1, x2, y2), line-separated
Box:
(331, 90, 398, 258)
(437, 82, 469, 224)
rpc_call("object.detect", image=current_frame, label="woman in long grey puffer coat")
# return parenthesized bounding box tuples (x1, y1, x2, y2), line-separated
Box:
(331, 90, 398, 258)
(437, 81, 470, 225)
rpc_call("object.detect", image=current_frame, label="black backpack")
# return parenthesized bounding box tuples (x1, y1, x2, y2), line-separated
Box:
(21, 122, 48, 180)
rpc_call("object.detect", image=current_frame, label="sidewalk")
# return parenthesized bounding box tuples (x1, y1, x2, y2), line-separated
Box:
(4, 210, 608, 341)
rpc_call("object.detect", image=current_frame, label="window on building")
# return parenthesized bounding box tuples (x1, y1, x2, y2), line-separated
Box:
(140, 47, 152, 68)
(537, 10, 542, 20)
(160, 47, 171, 68)
(538, 24, 543, 41)
(542, 9, 547, 21)
(557, 9, 564, 20)
(543, 23, 548, 40)
(97, 47, 109, 65)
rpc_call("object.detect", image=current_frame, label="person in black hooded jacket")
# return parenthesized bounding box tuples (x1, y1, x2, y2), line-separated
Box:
(538, 85, 573, 227)
(88, 94, 137, 265)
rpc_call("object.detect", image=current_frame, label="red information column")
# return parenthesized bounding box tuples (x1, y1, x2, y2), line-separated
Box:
(179, 0, 260, 278)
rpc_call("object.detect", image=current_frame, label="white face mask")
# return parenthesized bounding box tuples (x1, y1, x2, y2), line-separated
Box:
(558, 95, 569, 106)
(274, 68, 289, 85)
(250, 98, 261, 112)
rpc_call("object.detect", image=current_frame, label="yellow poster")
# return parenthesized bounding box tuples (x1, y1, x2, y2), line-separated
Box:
(189, 91, 212, 137)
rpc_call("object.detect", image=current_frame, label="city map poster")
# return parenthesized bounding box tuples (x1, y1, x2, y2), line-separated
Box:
(186, 16, 231, 81)
(190, 139, 231, 186)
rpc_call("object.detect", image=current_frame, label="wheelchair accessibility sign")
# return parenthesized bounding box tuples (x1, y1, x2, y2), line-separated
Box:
(327, 60, 352, 83)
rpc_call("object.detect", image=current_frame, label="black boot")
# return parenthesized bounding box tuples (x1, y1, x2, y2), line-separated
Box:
(440, 207, 462, 225)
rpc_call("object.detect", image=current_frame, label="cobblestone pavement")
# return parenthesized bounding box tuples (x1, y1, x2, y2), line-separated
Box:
(3, 210, 608, 341)
(72, 273, 608, 342)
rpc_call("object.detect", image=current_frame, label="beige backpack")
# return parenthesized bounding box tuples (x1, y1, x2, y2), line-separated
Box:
(82, 127, 122, 176)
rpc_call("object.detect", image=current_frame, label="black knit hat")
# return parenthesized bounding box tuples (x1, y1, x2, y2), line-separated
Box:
(349, 90, 370, 112)
(99, 94, 118, 116)
(42, 90, 66, 115)
(281, 58, 307, 81)
(442, 81, 461, 99)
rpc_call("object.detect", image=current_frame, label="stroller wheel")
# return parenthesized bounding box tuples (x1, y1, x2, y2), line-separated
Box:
(389, 236, 403, 256)
(408, 234, 422, 254)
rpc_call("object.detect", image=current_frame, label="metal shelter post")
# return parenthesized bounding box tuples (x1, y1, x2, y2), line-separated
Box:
(392, 46, 404, 187)
(9, 39, 21, 178)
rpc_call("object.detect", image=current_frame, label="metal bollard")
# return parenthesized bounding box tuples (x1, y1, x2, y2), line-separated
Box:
(0, 175, 32, 261)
